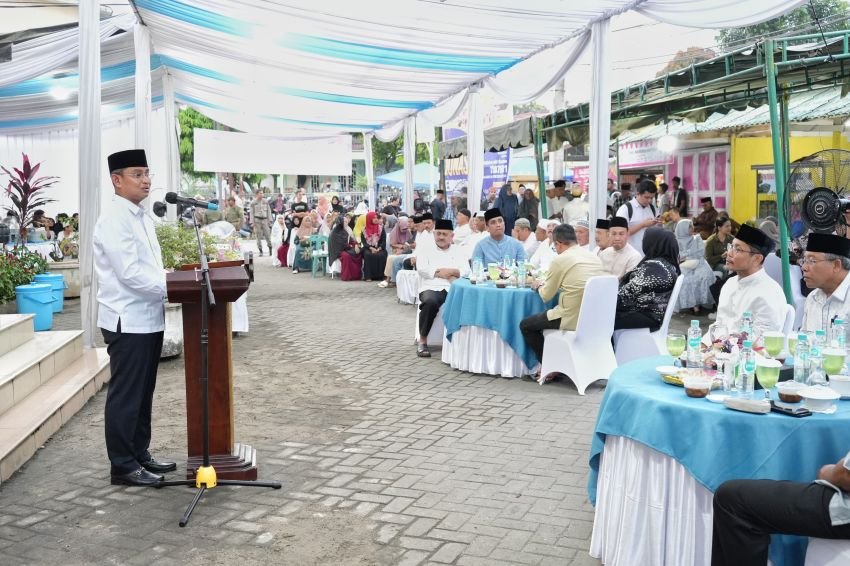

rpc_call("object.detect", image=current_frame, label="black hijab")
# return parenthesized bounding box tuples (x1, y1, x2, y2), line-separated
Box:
(641, 227, 680, 274)
(328, 216, 351, 263)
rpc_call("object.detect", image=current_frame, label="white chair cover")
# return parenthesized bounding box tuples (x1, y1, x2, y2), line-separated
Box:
(764, 255, 806, 329)
(613, 275, 684, 365)
(414, 305, 445, 347)
(232, 292, 248, 333)
(396, 270, 419, 305)
(540, 275, 618, 394)
(805, 538, 850, 565)
(441, 326, 532, 378)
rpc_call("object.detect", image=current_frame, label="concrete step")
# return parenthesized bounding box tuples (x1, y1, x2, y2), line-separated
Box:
(0, 347, 110, 484)
(0, 330, 83, 417)
(0, 314, 35, 358)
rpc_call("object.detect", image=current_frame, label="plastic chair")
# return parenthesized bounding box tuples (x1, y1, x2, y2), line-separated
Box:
(540, 275, 619, 395)
(613, 275, 684, 365)
(309, 234, 329, 278)
(413, 304, 445, 347)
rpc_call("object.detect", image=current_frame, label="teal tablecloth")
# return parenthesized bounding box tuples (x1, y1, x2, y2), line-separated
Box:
(442, 278, 556, 370)
(588, 355, 850, 566)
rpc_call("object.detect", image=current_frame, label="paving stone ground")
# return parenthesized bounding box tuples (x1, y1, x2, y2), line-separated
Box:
(0, 255, 629, 565)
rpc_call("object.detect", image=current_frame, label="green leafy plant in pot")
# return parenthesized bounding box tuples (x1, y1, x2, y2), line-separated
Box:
(0, 247, 49, 305)
(155, 222, 219, 271)
(2, 153, 58, 241)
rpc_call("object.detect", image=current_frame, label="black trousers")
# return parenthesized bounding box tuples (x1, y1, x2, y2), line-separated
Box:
(101, 323, 164, 474)
(614, 311, 661, 332)
(519, 311, 561, 365)
(712, 479, 850, 566)
(418, 290, 448, 338)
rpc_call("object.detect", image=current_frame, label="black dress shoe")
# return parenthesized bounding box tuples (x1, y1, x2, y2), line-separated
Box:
(417, 343, 431, 358)
(141, 458, 177, 473)
(111, 468, 164, 487)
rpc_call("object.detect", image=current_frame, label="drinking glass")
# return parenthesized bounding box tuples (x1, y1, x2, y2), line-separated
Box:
(763, 331, 785, 359)
(823, 348, 846, 376)
(487, 263, 500, 282)
(756, 359, 782, 399)
(667, 333, 686, 368)
(787, 334, 798, 356)
(710, 324, 728, 346)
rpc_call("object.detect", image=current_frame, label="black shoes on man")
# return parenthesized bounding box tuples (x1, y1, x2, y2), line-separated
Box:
(110, 457, 177, 486)
(417, 343, 431, 358)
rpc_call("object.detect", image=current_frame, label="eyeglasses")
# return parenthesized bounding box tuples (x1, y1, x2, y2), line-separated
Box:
(801, 256, 835, 266)
(121, 171, 153, 180)
(726, 244, 757, 255)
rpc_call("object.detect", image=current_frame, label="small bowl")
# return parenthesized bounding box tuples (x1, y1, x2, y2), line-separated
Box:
(828, 374, 850, 399)
(776, 381, 805, 403)
(683, 375, 712, 398)
(495, 280, 507, 288)
(800, 385, 841, 412)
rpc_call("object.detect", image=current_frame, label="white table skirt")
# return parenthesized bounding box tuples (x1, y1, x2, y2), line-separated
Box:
(591, 435, 714, 566)
(396, 270, 418, 304)
(441, 326, 534, 378)
(232, 293, 249, 333)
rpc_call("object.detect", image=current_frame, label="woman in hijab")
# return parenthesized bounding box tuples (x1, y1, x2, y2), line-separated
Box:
(517, 187, 540, 231)
(353, 200, 369, 216)
(494, 183, 519, 236)
(614, 227, 680, 331)
(361, 211, 388, 281)
(674, 219, 715, 314)
(330, 195, 345, 214)
(329, 215, 362, 281)
(759, 219, 781, 247)
(353, 213, 367, 241)
(378, 216, 415, 288)
(271, 215, 289, 267)
(291, 215, 315, 273)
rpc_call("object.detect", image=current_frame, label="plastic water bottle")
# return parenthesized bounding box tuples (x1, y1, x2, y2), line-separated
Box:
(517, 263, 527, 288)
(740, 311, 753, 340)
(687, 320, 702, 373)
(725, 343, 740, 393)
(794, 333, 809, 384)
(738, 340, 756, 399)
(807, 350, 827, 387)
(814, 329, 827, 354)
(831, 319, 846, 349)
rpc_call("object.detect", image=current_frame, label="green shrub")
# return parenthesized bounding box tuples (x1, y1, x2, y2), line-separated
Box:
(0, 247, 49, 304)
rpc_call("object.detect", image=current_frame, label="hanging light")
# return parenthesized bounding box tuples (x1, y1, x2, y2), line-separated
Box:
(49, 86, 71, 101)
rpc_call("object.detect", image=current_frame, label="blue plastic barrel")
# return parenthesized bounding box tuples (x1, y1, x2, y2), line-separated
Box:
(33, 272, 66, 313)
(15, 283, 55, 331)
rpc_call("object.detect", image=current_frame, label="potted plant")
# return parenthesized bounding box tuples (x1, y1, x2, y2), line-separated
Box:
(2, 153, 58, 241)
(0, 247, 48, 314)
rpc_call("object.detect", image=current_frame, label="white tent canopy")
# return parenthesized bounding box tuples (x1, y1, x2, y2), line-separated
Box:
(0, 0, 807, 345)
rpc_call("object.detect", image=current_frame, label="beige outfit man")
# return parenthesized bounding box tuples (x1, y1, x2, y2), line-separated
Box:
(250, 197, 272, 255)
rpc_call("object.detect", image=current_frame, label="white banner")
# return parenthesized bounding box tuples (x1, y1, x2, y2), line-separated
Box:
(193, 129, 352, 175)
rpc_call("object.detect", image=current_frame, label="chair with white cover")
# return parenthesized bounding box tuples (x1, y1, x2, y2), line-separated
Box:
(764, 253, 783, 287)
(396, 270, 419, 305)
(804, 538, 850, 565)
(413, 305, 445, 347)
(539, 275, 618, 395)
(613, 275, 684, 365)
(764, 254, 806, 329)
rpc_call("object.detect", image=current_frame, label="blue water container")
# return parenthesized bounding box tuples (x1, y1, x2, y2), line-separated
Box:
(33, 272, 66, 313)
(15, 283, 55, 331)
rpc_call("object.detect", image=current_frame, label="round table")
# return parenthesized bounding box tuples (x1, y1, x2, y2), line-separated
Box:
(588, 356, 850, 566)
(440, 278, 555, 378)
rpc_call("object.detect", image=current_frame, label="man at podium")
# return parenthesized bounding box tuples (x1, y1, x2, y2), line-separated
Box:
(93, 149, 176, 486)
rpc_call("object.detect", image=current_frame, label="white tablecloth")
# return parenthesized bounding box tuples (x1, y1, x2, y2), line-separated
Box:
(232, 293, 248, 333)
(441, 326, 533, 378)
(591, 435, 714, 566)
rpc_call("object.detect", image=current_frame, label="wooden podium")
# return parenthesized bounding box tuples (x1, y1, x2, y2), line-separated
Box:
(166, 260, 257, 480)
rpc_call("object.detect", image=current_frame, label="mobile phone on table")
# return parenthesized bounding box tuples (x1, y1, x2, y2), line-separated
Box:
(770, 401, 811, 418)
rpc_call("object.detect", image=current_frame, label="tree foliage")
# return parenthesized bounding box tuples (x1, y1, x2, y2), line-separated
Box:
(656, 47, 716, 77)
(715, 0, 849, 51)
(370, 132, 433, 175)
(178, 107, 215, 182)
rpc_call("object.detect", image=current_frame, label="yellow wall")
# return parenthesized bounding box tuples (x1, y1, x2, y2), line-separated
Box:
(730, 132, 850, 221)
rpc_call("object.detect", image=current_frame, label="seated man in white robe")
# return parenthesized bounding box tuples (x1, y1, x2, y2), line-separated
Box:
(709, 224, 786, 339)
(573, 218, 590, 250)
(800, 233, 850, 332)
(599, 216, 641, 279)
(514, 218, 539, 258)
(416, 219, 470, 358)
(529, 219, 558, 271)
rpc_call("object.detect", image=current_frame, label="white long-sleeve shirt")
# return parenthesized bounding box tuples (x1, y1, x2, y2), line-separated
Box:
(93, 195, 167, 333)
(416, 244, 470, 293)
(599, 244, 642, 279)
(801, 269, 850, 332)
(713, 268, 786, 337)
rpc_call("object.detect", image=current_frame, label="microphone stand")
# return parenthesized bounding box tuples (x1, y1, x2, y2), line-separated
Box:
(157, 219, 280, 527)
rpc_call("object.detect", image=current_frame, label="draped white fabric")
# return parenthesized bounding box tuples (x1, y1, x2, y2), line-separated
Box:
(0, 14, 134, 88)
(133, 24, 152, 156)
(162, 74, 180, 221)
(441, 326, 533, 378)
(590, 435, 714, 566)
(466, 87, 484, 214)
(403, 118, 416, 214)
(637, 0, 806, 28)
(588, 20, 613, 248)
(373, 121, 405, 143)
(396, 270, 419, 305)
(78, 1, 102, 349)
(364, 133, 375, 208)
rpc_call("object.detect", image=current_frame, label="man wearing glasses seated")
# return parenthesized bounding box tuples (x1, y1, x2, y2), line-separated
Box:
(708, 224, 786, 339)
(799, 233, 850, 332)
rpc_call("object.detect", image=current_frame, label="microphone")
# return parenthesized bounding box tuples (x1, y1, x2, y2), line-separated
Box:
(152, 201, 167, 218)
(165, 192, 219, 210)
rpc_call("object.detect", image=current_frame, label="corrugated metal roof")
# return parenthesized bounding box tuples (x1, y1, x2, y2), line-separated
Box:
(618, 87, 850, 142)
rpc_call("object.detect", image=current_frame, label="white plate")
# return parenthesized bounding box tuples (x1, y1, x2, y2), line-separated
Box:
(706, 393, 728, 404)
(655, 365, 679, 375)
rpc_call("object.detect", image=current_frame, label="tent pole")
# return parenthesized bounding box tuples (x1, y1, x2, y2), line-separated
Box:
(765, 39, 793, 304)
(534, 119, 548, 219)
